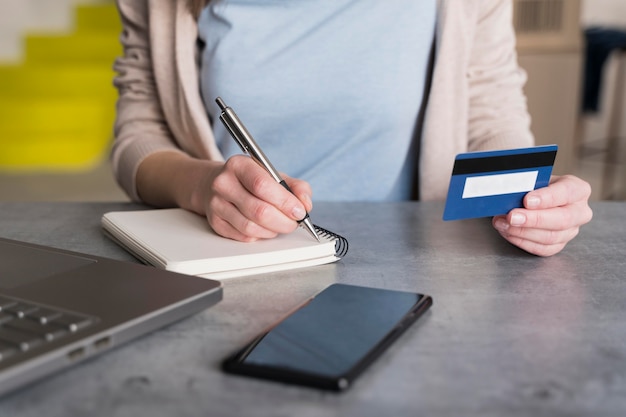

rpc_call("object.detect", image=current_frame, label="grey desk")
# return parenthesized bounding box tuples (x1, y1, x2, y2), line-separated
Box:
(0, 201, 624, 417)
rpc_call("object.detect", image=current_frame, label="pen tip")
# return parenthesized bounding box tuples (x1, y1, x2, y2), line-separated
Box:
(215, 97, 226, 110)
(301, 219, 320, 242)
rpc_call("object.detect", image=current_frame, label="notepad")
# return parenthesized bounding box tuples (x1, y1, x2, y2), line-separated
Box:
(101, 209, 348, 279)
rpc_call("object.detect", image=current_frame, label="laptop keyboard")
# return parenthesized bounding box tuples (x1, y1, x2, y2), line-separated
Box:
(0, 295, 96, 361)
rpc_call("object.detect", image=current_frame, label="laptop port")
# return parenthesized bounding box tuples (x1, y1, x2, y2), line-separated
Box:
(67, 347, 86, 361)
(93, 336, 111, 351)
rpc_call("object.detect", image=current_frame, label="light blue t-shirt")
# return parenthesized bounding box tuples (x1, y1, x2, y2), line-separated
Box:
(198, 0, 436, 201)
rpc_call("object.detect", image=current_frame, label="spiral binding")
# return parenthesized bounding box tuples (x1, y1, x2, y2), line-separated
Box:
(314, 225, 349, 258)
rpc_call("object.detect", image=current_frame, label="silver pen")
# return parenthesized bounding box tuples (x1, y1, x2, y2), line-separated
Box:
(215, 97, 320, 242)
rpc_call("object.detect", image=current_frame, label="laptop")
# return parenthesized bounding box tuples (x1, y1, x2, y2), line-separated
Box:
(0, 236, 222, 396)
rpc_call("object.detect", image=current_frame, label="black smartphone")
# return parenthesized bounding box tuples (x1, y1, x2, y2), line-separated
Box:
(222, 283, 432, 391)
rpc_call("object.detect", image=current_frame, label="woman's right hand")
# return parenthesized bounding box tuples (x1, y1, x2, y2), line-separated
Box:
(135, 152, 312, 242)
(195, 155, 313, 242)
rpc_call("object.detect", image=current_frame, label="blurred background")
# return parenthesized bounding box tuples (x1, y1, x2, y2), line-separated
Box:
(0, 0, 624, 202)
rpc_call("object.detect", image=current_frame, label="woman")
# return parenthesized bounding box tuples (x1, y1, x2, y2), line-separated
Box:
(111, 0, 592, 256)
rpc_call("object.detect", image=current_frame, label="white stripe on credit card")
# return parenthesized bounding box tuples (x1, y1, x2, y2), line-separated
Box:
(462, 171, 538, 199)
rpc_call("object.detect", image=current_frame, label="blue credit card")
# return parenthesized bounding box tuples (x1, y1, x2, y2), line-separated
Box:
(443, 145, 558, 221)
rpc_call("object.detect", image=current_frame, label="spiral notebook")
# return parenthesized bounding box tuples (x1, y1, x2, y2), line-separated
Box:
(101, 208, 348, 280)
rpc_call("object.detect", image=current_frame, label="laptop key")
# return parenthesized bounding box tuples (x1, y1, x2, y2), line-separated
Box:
(0, 312, 14, 325)
(6, 319, 68, 342)
(0, 340, 17, 361)
(0, 296, 97, 358)
(4, 303, 38, 319)
(50, 314, 94, 333)
(26, 308, 62, 325)
(0, 326, 44, 352)
(0, 297, 17, 312)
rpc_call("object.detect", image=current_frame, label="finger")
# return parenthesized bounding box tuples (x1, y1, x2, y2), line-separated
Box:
(215, 157, 302, 233)
(207, 196, 279, 240)
(236, 195, 301, 235)
(524, 175, 591, 210)
(507, 201, 592, 231)
(232, 158, 308, 222)
(497, 231, 567, 257)
(208, 214, 261, 243)
(493, 216, 580, 246)
(283, 175, 313, 213)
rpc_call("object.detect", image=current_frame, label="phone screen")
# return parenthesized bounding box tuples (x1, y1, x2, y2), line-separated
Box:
(222, 283, 432, 391)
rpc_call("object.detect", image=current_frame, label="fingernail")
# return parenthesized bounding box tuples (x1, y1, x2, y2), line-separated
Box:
(495, 219, 509, 231)
(292, 205, 306, 221)
(511, 213, 526, 226)
(527, 195, 541, 208)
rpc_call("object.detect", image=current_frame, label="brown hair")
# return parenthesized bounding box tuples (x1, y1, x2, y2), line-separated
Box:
(189, 0, 211, 17)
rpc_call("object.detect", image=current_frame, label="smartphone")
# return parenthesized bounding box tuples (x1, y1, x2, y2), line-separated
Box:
(222, 283, 432, 391)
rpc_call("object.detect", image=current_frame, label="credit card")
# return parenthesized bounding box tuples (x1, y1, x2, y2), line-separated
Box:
(443, 145, 557, 221)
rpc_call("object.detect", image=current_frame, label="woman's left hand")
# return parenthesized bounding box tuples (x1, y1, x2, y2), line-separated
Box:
(492, 175, 593, 256)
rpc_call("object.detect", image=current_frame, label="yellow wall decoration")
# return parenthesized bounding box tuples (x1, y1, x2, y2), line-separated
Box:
(0, 3, 121, 171)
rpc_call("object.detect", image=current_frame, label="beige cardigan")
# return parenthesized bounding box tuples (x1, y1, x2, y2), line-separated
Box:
(112, 0, 534, 202)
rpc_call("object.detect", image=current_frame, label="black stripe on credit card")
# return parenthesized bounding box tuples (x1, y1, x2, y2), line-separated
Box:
(452, 150, 557, 176)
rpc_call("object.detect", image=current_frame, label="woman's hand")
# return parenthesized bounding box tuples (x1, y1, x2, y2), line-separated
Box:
(492, 175, 593, 256)
(196, 155, 313, 242)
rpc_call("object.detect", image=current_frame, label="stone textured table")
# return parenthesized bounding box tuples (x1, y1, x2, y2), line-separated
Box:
(0, 201, 624, 417)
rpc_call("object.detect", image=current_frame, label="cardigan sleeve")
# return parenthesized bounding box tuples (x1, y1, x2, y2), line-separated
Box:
(111, 0, 186, 202)
(466, 0, 534, 152)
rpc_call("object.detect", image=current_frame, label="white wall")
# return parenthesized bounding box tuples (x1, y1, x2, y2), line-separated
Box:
(582, 0, 626, 27)
(0, 0, 108, 62)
